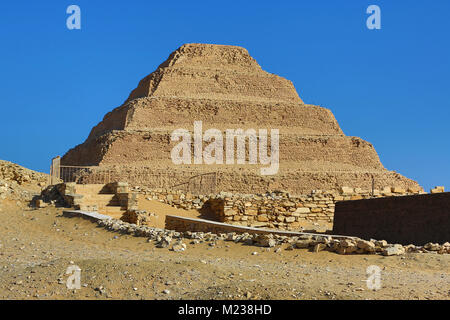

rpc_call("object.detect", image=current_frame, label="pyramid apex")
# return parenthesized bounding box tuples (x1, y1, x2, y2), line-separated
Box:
(126, 43, 302, 103)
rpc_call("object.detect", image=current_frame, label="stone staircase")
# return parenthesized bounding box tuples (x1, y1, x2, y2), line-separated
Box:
(72, 184, 126, 219)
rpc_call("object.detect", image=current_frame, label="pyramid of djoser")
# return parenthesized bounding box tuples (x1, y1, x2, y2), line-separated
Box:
(62, 43, 421, 194)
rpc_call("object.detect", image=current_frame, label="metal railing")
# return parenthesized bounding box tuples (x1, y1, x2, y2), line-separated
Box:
(170, 172, 217, 195)
(59, 165, 114, 184)
(49, 156, 218, 194)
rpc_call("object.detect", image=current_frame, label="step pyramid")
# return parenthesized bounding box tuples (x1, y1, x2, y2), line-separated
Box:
(61, 43, 421, 194)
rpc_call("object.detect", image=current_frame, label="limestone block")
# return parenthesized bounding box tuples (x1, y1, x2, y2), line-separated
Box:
(224, 209, 237, 216)
(257, 214, 269, 222)
(282, 201, 295, 207)
(391, 187, 406, 194)
(285, 216, 295, 223)
(115, 182, 129, 194)
(407, 186, 421, 193)
(295, 240, 312, 249)
(381, 187, 392, 195)
(340, 187, 354, 195)
(430, 186, 445, 193)
(245, 208, 258, 216)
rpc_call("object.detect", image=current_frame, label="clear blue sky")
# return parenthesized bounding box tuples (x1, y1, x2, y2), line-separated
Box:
(0, 1, 449, 192)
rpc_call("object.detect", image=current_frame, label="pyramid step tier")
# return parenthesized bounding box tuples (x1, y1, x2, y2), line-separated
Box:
(86, 97, 342, 141)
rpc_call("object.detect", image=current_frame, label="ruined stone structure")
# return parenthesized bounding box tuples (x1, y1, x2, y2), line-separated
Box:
(56, 182, 136, 218)
(62, 43, 421, 194)
(139, 186, 423, 231)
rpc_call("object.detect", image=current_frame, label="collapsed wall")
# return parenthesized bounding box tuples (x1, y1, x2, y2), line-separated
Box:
(61, 43, 422, 194)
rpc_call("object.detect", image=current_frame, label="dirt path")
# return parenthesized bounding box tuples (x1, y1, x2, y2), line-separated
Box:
(0, 203, 448, 300)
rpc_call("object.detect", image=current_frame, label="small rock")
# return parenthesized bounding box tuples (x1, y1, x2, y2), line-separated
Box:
(383, 244, 405, 256)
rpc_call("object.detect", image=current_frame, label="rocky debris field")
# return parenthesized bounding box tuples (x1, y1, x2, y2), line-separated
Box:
(98, 218, 450, 256)
(0, 203, 449, 300)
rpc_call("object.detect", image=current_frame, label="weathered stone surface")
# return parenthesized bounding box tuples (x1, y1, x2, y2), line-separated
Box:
(424, 242, 441, 251)
(383, 244, 405, 256)
(430, 186, 445, 193)
(122, 209, 150, 226)
(391, 187, 406, 194)
(171, 241, 187, 252)
(340, 239, 355, 248)
(295, 240, 312, 249)
(156, 236, 172, 248)
(340, 187, 354, 195)
(295, 207, 311, 214)
(285, 216, 296, 223)
(254, 234, 276, 248)
(375, 240, 389, 248)
(313, 243, 327, 252)
(357, 240, 376, 252)
(257, 214, 269, 222)
(381, 187, 392, 195)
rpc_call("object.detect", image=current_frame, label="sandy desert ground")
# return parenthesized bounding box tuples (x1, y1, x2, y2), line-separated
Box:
(0, 200, 448, 300)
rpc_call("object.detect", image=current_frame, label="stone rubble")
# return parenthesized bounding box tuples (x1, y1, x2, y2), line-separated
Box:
(96, 218, 450, 255)
(121, 210, 151, 226)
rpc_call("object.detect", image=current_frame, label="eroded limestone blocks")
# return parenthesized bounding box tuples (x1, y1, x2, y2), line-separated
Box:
(97, 218, 450, 256)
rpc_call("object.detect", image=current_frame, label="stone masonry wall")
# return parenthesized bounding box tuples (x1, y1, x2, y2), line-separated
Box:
(135, 185, 424, 231)
(333, 192, 450, 245)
